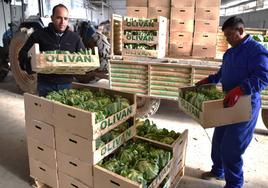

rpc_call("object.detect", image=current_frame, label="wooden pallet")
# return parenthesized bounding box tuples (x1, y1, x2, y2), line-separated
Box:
(109, 59, 220, 100)
(32, 179, 51, 188)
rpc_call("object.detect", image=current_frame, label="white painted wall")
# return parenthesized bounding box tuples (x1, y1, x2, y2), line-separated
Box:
(108, 0, 126, 16)
(220, 9, 268, 28)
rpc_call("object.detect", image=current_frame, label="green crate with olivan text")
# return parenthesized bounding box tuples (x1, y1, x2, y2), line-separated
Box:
(55, 117, 136, 165)
(122, 16, 168, 58)
(29, 43, 100, 74)
(178, 84, 252, 128)
(24, 82, 136, 140)
(94, 136, 176, 188)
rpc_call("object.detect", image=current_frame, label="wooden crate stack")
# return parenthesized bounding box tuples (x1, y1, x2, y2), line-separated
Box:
(126, 0, 148, 18)
(93, 135, 188, 188)
(192, 0, 221, 58)
(169, 0, 195, 57)
(24, 83, 136, 188)
(148, 0, 170, 19)
(122, 16, 168, 58)
(25, 96, 59, 188)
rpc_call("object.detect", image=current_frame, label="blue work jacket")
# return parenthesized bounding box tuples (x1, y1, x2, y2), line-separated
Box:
(208, 35, 268, 108)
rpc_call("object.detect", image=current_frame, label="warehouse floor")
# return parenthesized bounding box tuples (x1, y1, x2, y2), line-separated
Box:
(0, 73, 268, 188)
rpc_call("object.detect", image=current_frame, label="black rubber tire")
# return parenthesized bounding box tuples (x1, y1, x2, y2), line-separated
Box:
(0, 47, 9, 81)
(76, 32, 110, 83)
(9, 29, 37, 94)
(261, 109, 268, 129)
(136, 97, 161, 118)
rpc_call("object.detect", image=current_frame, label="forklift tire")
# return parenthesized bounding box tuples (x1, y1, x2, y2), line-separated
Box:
(0, 47, 9, 81)
(76, 32, 110, 83)
(136, 97, 161, 118)
(261, 109, 268, 129)
(9, 29, 37, 94)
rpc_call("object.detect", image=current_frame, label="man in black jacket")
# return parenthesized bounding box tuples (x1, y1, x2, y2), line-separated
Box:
(19, 4, 85, 96)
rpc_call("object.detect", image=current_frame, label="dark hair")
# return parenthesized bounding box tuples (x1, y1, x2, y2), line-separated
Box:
(52, 4, 68, 16)
(222, 16, 245, 31)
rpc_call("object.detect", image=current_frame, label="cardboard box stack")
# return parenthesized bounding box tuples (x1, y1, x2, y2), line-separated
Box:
(25, 96, 58, 188)
(169, 0, 195, 57)
(24, 83, 137, 188)
(148, 0, 170, 19)
(126, 0, 148, 18)
(192, 0, 221, 58)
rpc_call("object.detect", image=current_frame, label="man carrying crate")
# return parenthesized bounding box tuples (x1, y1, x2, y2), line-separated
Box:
(196, 16, 268, 188)
(19, 4, 85, 96)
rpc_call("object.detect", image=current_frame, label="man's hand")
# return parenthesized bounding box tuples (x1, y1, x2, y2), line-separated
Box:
(223, 86, 244, 107)
(195, 77, 209, 86)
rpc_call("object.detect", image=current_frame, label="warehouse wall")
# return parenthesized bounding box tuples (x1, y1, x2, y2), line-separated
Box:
(220, 8, 268, 28)
(0, 1, 11, 46)
(108, 0, 126, 16)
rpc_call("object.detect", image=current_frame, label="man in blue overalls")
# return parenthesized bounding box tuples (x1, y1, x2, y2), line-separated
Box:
(196, 16, 268, 188)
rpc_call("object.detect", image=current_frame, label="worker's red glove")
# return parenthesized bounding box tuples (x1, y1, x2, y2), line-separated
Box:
(223, 86, 244, 107)
(195, 77, 209, 86)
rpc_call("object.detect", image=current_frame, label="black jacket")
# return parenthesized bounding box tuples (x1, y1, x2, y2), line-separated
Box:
(19, 23, 85, 84)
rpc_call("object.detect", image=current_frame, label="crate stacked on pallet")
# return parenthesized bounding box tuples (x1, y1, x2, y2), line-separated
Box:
(148, 0, 170, 19)
(126, 0, 148, 18)
(122, 16, 168, 58)
(169, 0, 195, 57)
(24, 83, 137, 188)
(192, 0, 221, 58)
(24, 95, 59, 188)
(93, 119, 188, 188)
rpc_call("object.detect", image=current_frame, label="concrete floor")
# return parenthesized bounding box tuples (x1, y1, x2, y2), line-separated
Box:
(0, 73, 268, 188)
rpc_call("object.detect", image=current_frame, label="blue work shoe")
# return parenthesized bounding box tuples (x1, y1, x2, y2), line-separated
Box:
(201, 171, 225, 181)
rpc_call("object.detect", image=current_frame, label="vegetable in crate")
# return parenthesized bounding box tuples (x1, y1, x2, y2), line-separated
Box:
(98, 140, 171, 188)
(95, 121, 130, 150)
(124, 43, 157, 50)
(183, 87, 224, 110)
(46, 88, 130, 123)
(136, 119, 181, 145)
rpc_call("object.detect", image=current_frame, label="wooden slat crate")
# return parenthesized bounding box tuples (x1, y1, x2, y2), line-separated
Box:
(94, 136, 185, 188)
(109, 59, 221, 100)
(178, 84, 252, 128)
(135, 128, 188, 182)
(122, 16, 168, 58)
(24, 83, 136, 140)
(55, 117, 136, 164)
(111, 14, 123, 56)
(29, 44, 99, 74)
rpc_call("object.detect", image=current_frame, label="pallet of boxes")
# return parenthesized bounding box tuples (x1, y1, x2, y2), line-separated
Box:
(24, 83, 188, 188)
(24, 28, 188, 188)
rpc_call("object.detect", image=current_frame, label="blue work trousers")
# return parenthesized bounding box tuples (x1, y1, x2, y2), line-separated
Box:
(211, 105, 260, 188)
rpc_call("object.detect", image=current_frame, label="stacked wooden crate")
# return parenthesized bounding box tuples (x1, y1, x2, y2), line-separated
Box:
(93, 135, 188, 188)
(192, 0, 221, 58)
(24, 83, 136, 188)
(169, 0, 195, 57)
(126, 0, 148, 18)
(122, 16, 168, 58)
(148, 0, 170, 19)
(178, 84, 251, 128)
(25, 96, 59, 188)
